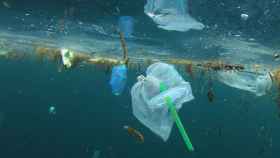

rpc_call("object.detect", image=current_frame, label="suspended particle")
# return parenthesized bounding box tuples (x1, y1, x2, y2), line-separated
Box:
(49, 106, 56, 115)
(185, 63, 194, 79)
(273, 53, 280, 60)
(92, 150, 101, 158)
(241, 13, 249, 21)
(123, 125, 144, 143)
(207, 89, 215, 103)
(2, 1, 11, 8)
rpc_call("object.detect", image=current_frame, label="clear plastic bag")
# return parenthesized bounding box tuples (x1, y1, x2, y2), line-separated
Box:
(144, 0, 204, 31)
(131, 63, 194, 141)
(217, 71, 272, 96)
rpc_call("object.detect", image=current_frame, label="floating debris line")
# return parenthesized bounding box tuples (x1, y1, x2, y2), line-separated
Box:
(0, 41, 277, 75)
(1, 34, 280, 99)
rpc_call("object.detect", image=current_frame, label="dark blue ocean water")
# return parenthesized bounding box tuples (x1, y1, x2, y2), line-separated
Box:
(0, 58, 279, 158)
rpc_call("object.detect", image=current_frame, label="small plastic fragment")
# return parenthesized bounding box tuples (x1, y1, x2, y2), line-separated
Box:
(241, 13, 249, 21)
(60, 48, 75, 68)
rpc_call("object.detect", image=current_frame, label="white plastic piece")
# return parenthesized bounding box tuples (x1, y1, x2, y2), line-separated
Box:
(241, 13, 249, 21)
(217, 71, 272, 96)
(131, 62, 194, 141)
(144, 0, 204, 31)
(61, 48, 74, 68)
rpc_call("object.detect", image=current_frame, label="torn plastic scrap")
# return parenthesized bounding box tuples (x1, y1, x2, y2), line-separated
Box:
(60, 48, 75, 68)
(217, 71, 272, 96)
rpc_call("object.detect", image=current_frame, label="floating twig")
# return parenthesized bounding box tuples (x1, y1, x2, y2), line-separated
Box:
(119, 31, 129, 65)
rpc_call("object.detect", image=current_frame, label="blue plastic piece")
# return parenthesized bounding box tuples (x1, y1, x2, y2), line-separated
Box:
(118, 16, 134, 38)
(110, 65, 127, 95)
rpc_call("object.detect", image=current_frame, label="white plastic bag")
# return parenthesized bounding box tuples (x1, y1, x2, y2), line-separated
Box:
(131, 62, 194, 141)
(144, 0, 204, 31)
(217, 71, 272, 96)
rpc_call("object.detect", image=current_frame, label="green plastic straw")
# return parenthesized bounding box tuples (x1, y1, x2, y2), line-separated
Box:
(160, 83, 194, 151)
